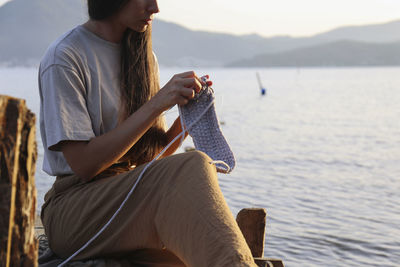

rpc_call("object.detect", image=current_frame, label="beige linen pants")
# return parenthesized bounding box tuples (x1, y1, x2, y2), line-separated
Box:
(41, 151, 257, 267)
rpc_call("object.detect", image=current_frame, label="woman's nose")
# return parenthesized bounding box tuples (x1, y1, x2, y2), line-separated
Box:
(147, 0, 160, 14)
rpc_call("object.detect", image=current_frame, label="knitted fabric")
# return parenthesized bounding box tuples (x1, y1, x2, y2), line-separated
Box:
(179, 85, 236, 173)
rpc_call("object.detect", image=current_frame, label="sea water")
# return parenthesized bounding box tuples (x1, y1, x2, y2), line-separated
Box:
(1, 66, 399, 266)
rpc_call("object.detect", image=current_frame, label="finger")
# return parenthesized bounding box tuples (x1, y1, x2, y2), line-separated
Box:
(176, 71, 205, 90)
(194, 79, 203, 93)
(192, 76, 204, 93)
(175, 71, 196, 78)
(193, 74, 205, 91)
(179, 87, 195, 99)
(181, 77, 202, 93)
(177, 96, 189, 106)
(181, 77, 197, 87)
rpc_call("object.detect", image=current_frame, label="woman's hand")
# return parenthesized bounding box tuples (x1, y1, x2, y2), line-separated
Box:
(151, 72, 213, 157)
(151, 71, 211, 112)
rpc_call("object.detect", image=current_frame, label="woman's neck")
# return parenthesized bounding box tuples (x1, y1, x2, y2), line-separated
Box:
(83, 19, 126, 44)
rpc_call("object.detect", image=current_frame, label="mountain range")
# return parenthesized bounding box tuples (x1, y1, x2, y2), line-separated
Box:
(227, 40, 400, 67)
(1, 0, 400, 67)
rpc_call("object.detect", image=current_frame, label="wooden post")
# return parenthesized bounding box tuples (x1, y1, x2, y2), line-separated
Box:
(0, 95, 38, 267)
(237, 208, 285, 267)
(236, 208, 266, 257)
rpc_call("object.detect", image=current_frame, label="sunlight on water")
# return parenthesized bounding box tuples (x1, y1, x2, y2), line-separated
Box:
(1, 66, 399, 266)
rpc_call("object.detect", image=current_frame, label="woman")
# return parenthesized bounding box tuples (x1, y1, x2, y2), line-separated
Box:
(39, 0, 257, 266)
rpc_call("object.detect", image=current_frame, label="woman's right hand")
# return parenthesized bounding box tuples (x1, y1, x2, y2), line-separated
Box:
(151, 71, 206, 112)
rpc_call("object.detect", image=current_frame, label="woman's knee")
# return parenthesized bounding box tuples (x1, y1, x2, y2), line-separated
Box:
(148, 150, 217, 193)
(183, 150, 216, 174)
(160, 150, 216, 186)
(186, 150, 210, 162)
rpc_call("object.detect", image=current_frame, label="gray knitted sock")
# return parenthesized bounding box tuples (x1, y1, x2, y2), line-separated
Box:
(179, 85, 236, 173)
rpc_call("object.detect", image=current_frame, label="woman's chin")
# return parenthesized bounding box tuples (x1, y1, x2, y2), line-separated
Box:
(130, 24, 149, 33)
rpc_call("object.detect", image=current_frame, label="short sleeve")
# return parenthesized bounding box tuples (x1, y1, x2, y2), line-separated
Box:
(40, 64, 95, 151)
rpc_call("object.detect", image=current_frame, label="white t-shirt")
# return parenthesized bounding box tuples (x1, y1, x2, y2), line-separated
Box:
(39, 25, 127, 176)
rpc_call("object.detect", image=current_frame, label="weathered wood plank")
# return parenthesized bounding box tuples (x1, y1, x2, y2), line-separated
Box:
(0, 95, 38, 267)
(236, 208, 266, 257)
(236, 208, 285, 267)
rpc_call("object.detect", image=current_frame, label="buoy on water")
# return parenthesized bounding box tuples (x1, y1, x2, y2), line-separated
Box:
(256, 72, 267, 96)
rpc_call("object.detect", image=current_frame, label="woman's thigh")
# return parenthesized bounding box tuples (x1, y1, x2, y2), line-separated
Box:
(43, 151, 216, 260)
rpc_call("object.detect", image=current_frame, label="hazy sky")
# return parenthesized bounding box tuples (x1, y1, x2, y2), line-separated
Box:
(1, 0, 399, 37)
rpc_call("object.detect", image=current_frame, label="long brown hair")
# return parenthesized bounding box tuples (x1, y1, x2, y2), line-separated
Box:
(88, 0, 167, 166)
